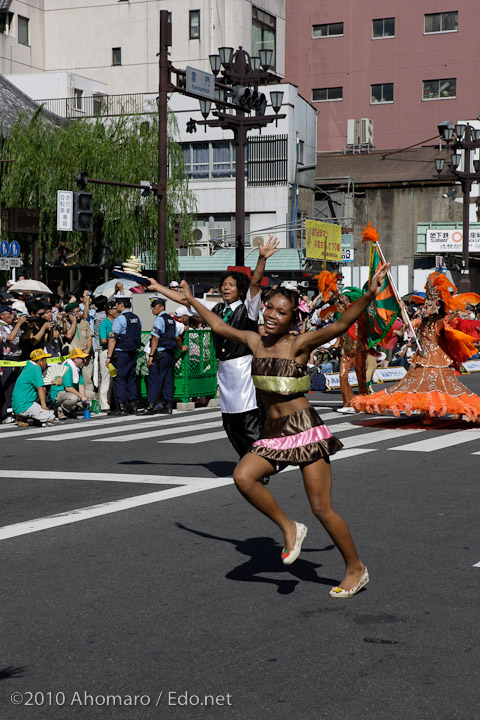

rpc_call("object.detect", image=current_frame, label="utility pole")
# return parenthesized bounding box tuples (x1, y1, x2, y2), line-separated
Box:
(157, 10, 171, 285)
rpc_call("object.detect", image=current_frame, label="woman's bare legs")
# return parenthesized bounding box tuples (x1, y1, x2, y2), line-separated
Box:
(233, 453, 298, 553)
(302, 458, 365, 590)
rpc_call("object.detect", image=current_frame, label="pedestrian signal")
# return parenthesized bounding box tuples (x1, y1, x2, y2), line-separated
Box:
(73, 192, 93, 232)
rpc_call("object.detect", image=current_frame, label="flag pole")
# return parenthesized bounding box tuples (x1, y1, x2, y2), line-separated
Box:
(374, 240, 423, 355)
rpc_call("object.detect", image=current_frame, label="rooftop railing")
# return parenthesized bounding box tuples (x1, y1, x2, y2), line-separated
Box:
(35, 93, 158, 118)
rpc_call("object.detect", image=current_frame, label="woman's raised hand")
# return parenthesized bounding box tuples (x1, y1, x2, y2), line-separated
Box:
(180, 279, 194, 303)
(258, 235, 280, 260)
(368, 262, 391, 298)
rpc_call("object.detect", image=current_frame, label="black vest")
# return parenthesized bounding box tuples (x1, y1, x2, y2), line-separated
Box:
(212, 302, 257, 361)
(155, 312, 177, 352)
(116, 311, 142, 352)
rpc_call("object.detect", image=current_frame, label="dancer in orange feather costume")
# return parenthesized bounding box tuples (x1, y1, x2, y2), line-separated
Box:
(352, 273, 480, 422)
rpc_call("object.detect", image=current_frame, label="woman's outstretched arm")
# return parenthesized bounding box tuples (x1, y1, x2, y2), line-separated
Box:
(180, 280, 261, 354)
(293, 262, 391, 356)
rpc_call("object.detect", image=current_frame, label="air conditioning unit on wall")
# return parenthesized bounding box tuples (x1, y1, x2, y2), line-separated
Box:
(347, 119, 360, 145)
(192, 225, 210, 244)
(192, 246, 210, 257)
(360, 118, 374, 145)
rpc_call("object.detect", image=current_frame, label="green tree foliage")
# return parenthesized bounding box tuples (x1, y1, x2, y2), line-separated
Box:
(0, 106, 196, 277)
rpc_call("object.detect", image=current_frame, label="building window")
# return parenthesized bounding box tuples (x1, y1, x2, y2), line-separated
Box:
(424, 11, 458, 34)
(312, 87, 343, 102)
(371, 83, 394, 103)
(0, 12, 13, 35)
(372, 17, 395, 38)
(112, 47, 122, 66)
(422, 78, 456, 100)
(92, 94, 106, 115)
(312, 22, 344, 38)
(74, 88, 83, 111)
(252, 6, 276, 69)
(17, 15, 29, 45)
(182, 141, 236, 180)
(189, 10, 200, 39)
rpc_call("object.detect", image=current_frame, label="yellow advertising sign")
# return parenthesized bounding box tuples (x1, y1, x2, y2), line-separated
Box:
(305, 220, 342, 262)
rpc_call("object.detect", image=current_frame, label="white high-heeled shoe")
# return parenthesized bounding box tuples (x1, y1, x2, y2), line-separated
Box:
(329, 566, 369, 598)
(281, 522, 308, 565)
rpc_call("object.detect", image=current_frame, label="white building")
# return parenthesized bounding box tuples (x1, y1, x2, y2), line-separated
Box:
(2, 0, 316, 250)
(1, 0, 285, 94)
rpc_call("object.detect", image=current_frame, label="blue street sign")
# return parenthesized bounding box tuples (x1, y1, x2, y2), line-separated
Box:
(10, 240, 20, 258)
(0, 240, 9, 258)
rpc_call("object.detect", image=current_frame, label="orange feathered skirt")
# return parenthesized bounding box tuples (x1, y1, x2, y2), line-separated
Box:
(352, 361, 480, 422)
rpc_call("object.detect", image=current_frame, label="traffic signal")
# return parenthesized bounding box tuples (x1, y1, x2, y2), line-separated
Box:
(73, 192, 93, 232)
(174, 221, 183, 248)
(231, 87, 267, 115)
(231, 86, 252, 111)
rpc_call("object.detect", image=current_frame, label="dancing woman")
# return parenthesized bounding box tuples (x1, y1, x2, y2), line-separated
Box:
(180, 261, 389, 599)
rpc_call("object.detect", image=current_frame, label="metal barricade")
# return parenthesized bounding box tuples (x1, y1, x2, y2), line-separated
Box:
(136, 329, 217, 403)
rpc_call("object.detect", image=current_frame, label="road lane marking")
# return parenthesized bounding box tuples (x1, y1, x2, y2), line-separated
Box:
(390, 429, 480, 452)
(0, 470, 216, 485)
(331, 448, 376, 460)
(30, 412, 220, 442)
(474, 561, 480, 567)
(93, 420, 223, 443)
(340, 428, 425, 448)
(0, 477, 234, 541)
(163, 430, 227, 444)
(0, 410, 219, 440)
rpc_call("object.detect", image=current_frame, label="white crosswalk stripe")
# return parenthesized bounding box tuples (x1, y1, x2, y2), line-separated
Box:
(6, 404, 480, 457)
(96, 421, 222, 443)
(391, 428, 480, 452)
(29, 411, 220, 442)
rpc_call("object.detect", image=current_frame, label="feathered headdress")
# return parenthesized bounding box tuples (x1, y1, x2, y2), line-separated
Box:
(427, 273, 464, 313)
(360, 222, 380, 244)
(315, 270, 338, 302)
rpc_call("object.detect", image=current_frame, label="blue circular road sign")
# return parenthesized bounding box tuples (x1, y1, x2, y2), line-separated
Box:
(10, 240, 20, 258)
(0, 240, 10, 258)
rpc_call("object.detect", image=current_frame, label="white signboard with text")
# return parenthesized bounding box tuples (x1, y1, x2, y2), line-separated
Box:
(426, 228, 480, 253)
(57, 191, 73, 232)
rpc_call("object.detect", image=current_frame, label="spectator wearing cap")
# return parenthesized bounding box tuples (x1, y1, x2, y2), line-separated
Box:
(97, 299, 118, 411)
(144, 297, 182, 414)
(50, 348, 90, 419)
(11, 349, 56, 426)
(64, 301, 94, 396)
(106, 295, 142, 415)
(169, 280, 180, 291)
(0, 305, 28, 423)
(173, 305, 193, 337)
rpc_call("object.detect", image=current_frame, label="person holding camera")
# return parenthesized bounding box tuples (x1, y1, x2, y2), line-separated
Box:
(0, 304, 28, 423)
(64, 301, 94, 396)
(50, 348, 91, 419)
(22, 301, 55, 355)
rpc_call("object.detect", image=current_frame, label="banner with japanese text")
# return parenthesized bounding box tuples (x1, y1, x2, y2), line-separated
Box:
(305, 220, 342, 262)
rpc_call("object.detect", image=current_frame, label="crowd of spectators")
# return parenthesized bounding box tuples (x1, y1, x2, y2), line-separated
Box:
(1, 276, 480, 427)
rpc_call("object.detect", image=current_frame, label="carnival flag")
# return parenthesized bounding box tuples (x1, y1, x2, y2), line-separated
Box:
(361, 223, 401, 348)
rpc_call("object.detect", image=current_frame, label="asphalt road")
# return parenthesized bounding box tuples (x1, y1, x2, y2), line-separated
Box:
(2, 375, 480, 720)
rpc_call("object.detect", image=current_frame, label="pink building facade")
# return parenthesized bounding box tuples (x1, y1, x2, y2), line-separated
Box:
(285, 0, 480, 151)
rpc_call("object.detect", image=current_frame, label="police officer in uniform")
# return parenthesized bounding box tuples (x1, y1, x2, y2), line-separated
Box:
(106, 295, 142, 415)
(145, 297, 180, 415)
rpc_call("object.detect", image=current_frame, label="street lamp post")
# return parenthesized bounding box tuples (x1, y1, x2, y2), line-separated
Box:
(157, 8, 286, 269)
(435, 122, 480, 292)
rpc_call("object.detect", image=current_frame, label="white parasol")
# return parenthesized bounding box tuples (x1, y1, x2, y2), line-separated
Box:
(8, 279, 53, 294)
